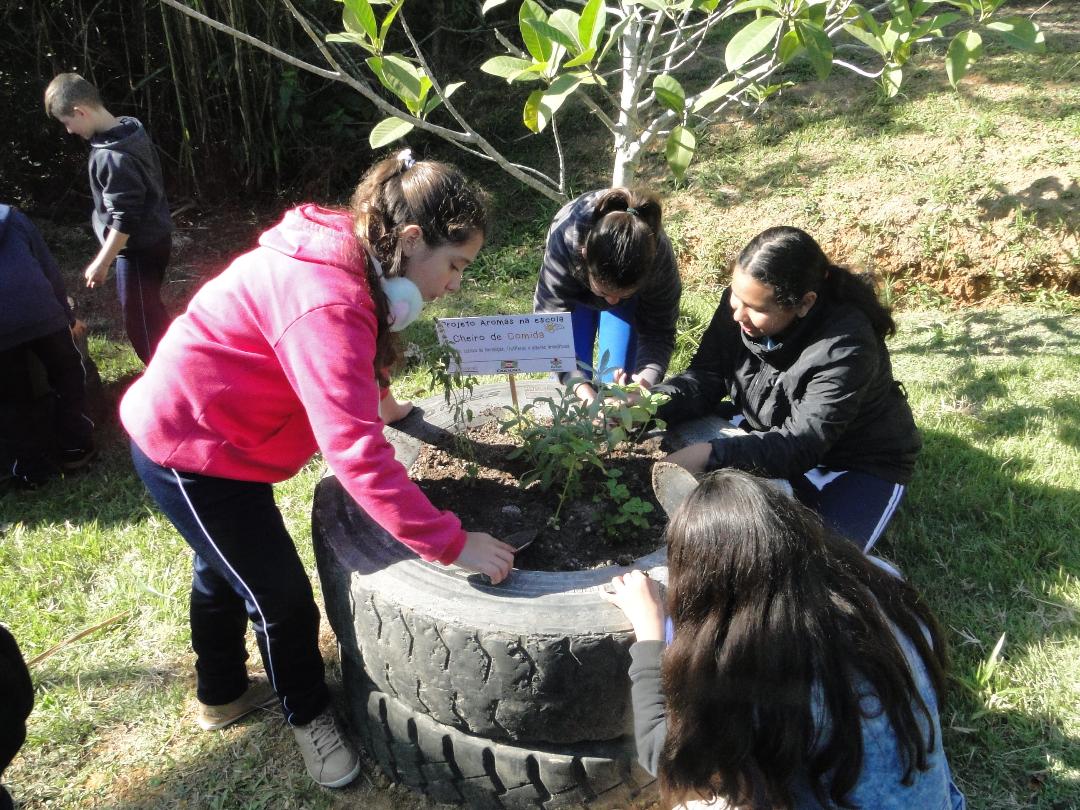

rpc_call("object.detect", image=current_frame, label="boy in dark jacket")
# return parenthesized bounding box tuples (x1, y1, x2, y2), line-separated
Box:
(0, 204, 94, 488)
(45, 73, 172, 364)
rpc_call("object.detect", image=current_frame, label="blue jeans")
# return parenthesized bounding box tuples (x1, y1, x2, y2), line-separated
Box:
(570, 299, 638, 383)
(130, 441, 329, 725)
(116, 236, 172, 364)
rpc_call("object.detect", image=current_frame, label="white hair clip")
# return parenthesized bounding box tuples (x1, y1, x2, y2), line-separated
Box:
(397, 148, 416, 170)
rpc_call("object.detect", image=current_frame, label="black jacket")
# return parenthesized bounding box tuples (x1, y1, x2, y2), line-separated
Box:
(656, 288, 920, 483)
(533, 191, 681, 385)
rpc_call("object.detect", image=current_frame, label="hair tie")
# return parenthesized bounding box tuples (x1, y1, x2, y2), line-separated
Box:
(624, 206, 639, 216)
(397, 148, 416, 171)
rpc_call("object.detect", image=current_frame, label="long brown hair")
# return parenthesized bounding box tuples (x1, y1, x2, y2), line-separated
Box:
(583, 187, 662, 292)
(659, 470, 947, 809)
(349, 151, 487, 385)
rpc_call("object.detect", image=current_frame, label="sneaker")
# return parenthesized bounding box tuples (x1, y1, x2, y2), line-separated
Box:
(292, 709, 361, 788)
(11, 457, 61, 490)
(197, 675, 277, 731)
(59, 446, 98, 472)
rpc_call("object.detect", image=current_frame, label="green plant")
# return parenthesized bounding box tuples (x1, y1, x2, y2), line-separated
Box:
(595, 469, 656, 536)
(500, 375, 668, 530)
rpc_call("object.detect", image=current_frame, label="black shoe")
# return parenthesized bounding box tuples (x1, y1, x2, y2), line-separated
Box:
(12, 457, 62, 489)
(59, 446, 98, 472)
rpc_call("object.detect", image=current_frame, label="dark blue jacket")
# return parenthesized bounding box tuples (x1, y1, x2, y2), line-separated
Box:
(533, 190, 681, 385)
(89, 117, 172, 249)
(0, 205, 73, 352)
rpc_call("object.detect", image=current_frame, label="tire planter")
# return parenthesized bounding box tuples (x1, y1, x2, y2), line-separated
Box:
(312, 382, 733, 806)
(313, 380, 670, 807)
(313, 381, 669, 749)
(345, 655, 655, 809)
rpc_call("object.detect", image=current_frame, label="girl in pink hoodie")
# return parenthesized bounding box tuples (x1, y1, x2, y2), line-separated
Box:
(120, 152, 514, 787)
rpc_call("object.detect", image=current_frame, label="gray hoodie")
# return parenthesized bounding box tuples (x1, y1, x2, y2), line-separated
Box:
(88, 116, 172, 250)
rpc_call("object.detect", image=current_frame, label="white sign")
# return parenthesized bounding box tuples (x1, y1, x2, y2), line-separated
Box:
(435, 313, 576, 375)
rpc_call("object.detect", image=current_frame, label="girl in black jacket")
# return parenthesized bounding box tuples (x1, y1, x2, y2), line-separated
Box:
(657, 227, 920, 550)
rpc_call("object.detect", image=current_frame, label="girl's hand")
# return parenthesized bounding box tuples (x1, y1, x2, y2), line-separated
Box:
(456, 532, 515, 584)
(573, 381, 598, 405)
(663, 442, 712, 474)
(602, 570, 665, 641)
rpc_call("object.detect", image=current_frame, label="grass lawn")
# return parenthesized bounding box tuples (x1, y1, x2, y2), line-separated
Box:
(3, 2, 1078, 808)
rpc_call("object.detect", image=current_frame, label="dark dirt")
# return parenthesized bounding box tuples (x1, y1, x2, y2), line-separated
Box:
(411, 414, 668, 571)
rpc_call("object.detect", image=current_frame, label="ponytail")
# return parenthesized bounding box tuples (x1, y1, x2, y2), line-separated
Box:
(736, 226, 896, 339)
(584, 187, 663, 291)
(349, 149, 488, 385)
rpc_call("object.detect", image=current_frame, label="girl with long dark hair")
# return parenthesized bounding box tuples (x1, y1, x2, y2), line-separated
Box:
(120, 151, 515, 788)
(534, 187, 682, 403)
(606, 469, 964, 809)
(657, 226, 919, 550)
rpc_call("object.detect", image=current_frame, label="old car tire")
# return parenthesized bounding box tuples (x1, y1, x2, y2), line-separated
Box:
(344, 653, 657, 809)
(313, 380, 671, 746)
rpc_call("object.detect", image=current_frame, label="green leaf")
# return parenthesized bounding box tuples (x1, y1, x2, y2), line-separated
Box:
(525, 18, 579, 54)
(665, 125, 697, 181)
(378, 0, 404, 44)
(368, 54, 423, 102)
(795, 20, 833, 80)
(985, 17, 1046, 53)
(421, 81, 462, 117)
(597, 15, 633, 65)
(562, 47, 597, 69)
(549, 9, 583, 52)
(946, 29, 983, 86)
(579, 0, 606, 51)
(481, 55, 538, 81)
(778, 29, 803, 64)
(842, 23, 887, 56)
(725, 16, 784, 72)
(883, 65, 903, 97)
(520, 1, 552, 63)
(653, 74, 686, 115)
(369, 116, 413, 149)
(523, 89, 547, 133)
(722, 0, 781, 17)
(629, 0, 669, 11)
(693, 0, 721, 11)
(911, 12, 961, 40)
(481, 0, 509, 13)
(325, 32, 378, 54)
(691, 80, 737, 113)
(343, 0, 376, 40)
(541, 73, 582, 116)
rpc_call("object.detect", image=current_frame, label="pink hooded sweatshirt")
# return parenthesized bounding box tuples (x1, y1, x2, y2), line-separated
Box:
(120, 204, 466, 564)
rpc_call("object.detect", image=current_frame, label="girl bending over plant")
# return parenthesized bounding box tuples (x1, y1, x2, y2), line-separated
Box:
(605, 469, 965, 810)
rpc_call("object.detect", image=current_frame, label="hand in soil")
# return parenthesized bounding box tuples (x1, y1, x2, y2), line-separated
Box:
(379, 392, 415, 424)
(456, 531, 515, 584)
(602, 570, 665, 641)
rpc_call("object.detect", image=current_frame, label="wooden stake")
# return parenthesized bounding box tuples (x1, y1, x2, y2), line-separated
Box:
(508, 373, 519, 410)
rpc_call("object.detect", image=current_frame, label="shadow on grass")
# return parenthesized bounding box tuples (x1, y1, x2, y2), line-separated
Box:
(879, 424, 1080, 808)
(891, 310, 1079, 359)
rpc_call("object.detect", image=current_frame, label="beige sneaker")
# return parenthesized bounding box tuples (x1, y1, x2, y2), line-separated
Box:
(197, 675, 277, 731)
(292, 710, 361, 788)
